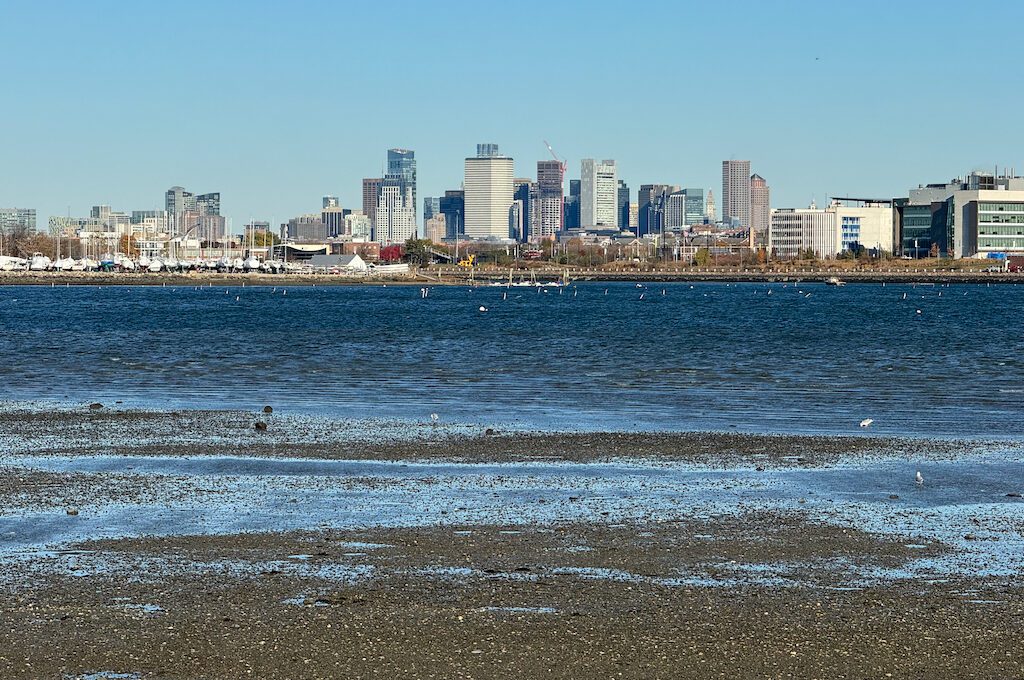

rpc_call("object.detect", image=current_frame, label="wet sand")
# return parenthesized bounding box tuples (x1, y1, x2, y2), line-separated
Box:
(1, 406, 1022, 678)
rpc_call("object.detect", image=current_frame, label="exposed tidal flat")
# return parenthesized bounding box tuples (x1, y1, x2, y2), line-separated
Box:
(1, 406, 1024, 678)
(2, 282, 1024, 678)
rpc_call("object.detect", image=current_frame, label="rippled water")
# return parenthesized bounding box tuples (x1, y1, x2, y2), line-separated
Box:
(0, 281, 1021, 436)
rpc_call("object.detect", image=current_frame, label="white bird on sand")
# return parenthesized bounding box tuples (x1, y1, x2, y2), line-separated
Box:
(915, 471, 924, 486)
(430, 413, 439, 423)
(860, 418, 873, 428)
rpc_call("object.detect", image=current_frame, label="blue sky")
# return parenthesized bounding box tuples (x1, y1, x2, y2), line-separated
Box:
(2, 0, 1022, 229)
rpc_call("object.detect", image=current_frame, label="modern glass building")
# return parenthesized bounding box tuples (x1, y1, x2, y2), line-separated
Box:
(387, 149, 416, 222)
(684, 189, 705, 226)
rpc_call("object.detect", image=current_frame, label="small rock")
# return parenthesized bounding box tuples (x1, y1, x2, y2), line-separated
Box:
(263, 406, 273, 414)
(88, 403, 103, 410)
(1006, 493, 1022, 498)
(889, 494, 900, 500)
(964, 533, 978, 541)
(66, 508, 79, 516)
(254, 421, 268, 432)
(485, 428, 495, 436)
(755, 466, 765, 472)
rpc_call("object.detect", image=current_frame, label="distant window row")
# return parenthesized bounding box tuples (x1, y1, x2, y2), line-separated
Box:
(979, 203, 1024, 212)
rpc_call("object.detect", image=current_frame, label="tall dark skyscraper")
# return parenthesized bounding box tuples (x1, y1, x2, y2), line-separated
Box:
(513, 179, 531, 242)
(564, 179, 581, 230)
(439, 190, 465, 239)
(637, 184, 678, 236)
(617, 180, 629, 229)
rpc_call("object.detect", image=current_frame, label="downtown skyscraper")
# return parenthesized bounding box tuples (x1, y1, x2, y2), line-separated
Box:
(463, 143, 513, 240)
(722, 160, 751, 229)
(531, 160, 564, 241)
(374, 149, 416, 244)
(580, 159, 617, 228)
(749, 174, 771, 247)
(387, 149, 417, 222)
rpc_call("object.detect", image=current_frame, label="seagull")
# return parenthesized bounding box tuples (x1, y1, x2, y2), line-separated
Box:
(915, 471, 924, 486)
(639, 293, 645, 300)
(430, 413, 439, 423)
(916, 309, 922, 315)
(479, 305, 488, 312)
(860, 418, 873, 428)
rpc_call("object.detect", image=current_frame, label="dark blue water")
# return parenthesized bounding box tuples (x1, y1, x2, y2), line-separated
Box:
(0, 281, 1021, 436)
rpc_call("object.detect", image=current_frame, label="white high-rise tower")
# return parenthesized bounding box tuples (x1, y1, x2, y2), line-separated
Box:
(464, 144, 514, 240)
(580, 159, 618, 228)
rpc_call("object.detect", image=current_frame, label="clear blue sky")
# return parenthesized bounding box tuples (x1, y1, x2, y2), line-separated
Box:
(2, 0, 1021, 230)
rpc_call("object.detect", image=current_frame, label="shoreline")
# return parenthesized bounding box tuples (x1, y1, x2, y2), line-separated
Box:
(3, 406, 1024, 677)
(0, 405, 1013, 465)
(2, 269, 1023, 286)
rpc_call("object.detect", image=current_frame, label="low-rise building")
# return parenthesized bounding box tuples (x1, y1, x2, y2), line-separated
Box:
(769, 200, 895, 259)
(899, 172, 1024, 258)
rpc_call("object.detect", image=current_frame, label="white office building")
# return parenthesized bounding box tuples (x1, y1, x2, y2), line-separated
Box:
(769, 201, 894, 259)
(374, 178, 415, 244)
(464, 144, 514, 240)
(580, 159, 618, 228)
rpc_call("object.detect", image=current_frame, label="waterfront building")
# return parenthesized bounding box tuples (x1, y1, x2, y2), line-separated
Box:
(439, 190, 465, 240)
(580, 159, 617, 228)
(362, 178, 383, 228)
(374, 175, 416, 244)
(0, 207, 37, 231)
(532, 160, 563, 241)
(898, 171, 1024, 258)
(722, 161, 751, 229)
(463, 143, 513, 240)
(750, 174, 770, 247)
(769, 200, 895, 259)
(706, 189, 716, 223)
(323, 196, 340, 209)
(628, 203, 639, 231)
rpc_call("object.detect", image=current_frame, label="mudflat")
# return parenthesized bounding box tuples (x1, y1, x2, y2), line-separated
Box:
(1, 406, 1022, 679)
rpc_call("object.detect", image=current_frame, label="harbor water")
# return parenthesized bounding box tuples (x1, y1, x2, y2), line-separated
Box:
(0, 281, 1021, 437)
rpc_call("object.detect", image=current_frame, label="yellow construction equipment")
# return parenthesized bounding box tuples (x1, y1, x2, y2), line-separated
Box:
(457, 254, 476, 269)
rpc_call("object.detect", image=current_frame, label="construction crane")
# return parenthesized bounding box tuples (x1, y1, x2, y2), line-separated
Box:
(543, 141, 568, 236)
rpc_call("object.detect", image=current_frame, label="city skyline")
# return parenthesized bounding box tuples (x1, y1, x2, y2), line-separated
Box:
(2, 1, 1022, 229)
